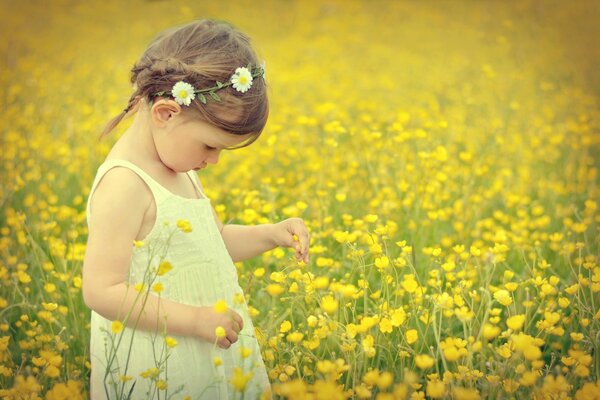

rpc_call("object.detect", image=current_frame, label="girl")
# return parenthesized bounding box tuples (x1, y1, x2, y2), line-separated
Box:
(82, 19, 310, 399)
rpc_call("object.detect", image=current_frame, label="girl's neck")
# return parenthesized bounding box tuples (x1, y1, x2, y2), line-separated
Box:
(107, 100, 168, 174)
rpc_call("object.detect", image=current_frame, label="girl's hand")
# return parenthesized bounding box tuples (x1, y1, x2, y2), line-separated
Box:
(271, 217, 310, 263)
(193, 306, 244, 349)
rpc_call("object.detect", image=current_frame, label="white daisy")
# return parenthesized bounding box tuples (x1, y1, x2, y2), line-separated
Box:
(171, 81, 196, 106)
(230, 67, 253, 93)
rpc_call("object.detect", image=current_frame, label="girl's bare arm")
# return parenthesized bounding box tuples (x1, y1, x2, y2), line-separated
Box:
(82, 168, 241, 347)
(211, 209, 310, 263)
(191, 173, 310, 263)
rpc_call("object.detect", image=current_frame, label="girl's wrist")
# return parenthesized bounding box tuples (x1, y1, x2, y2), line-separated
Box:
(264, 223, 279, 248)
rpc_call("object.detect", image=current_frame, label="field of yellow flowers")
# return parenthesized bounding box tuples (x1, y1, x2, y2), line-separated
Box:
(1, 0, 599, 398)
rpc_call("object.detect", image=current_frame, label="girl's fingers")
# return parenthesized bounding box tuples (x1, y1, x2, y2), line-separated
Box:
(227, 329, 238, 344)
(286, 219, 310, 263)
(231, 311, 244, 331)
(232, 319, 242, 334)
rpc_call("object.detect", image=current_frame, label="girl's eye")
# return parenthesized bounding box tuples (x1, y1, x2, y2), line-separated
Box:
(205, 145, 217, 150)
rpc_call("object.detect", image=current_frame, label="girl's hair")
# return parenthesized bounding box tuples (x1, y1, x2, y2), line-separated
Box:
(100, 19, 268, 147)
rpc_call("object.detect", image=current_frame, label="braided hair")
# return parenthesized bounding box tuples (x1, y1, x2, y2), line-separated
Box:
(100, 20, 268, 146)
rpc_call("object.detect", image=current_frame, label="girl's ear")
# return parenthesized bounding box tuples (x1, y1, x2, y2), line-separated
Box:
(150, 99, 182, 127)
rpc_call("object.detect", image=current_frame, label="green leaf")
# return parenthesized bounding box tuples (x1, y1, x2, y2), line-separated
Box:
(216, 81, 223, 88)
(209, 91, 221, 101)
(198, 93, 207, 104)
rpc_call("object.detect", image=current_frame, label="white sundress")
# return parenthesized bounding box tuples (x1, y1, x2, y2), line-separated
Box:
(86, 159, 271, 400)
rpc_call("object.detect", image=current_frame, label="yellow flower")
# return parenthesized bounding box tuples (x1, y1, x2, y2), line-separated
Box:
(152, 283, 163, 293)
(427, 380, 446, 398)
(482, 324, 501, 340)
(443, 346, 461, 362)
(570, 332, 584, 342)
(176, 219, 193, 232)
(496, 344, 512, 359)
(364, 214, 378, 223)
(239, 346, 252, 359)
(17, 270, 31, 284)
(213, 356, 223, 366)
(280, 320, 292, 333)
(286, 332, 304, 343)
(156, 380, 168, 390)
(406, 329, 418, 344)
(452, 387, 480, 400)
(45, 380, 83, 399)
(214, 299, 228, 314)
(375, 256, 389, 270)
(401, 275, 419, 293)
(157, 261, 173, 276)
(44, 283, 57, 293)
(134, 282, 146, 292)
(520, 371, 538, 386)
(233, 293, 245, 304)
(493, 289, 512, 306)
(379, 318, 393, 333)
(111, 320, 124, 334)
(44, 364, 60, 378)
(266, 284, 284, 296)
(415, 354, 435, 369)
(42, 302, 58, 311)
(320, 295, 338, 314)
(378, 371, 394, 389)
(140, 367, 160, 379)
(506, 314, 525, 330)
(164, 336, 178, 348)
(230, 367, 253, 392)
(215, 326, 226, 339)
(391, 308, 406, 326)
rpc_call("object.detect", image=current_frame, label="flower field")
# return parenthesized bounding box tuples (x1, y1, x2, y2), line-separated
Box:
(1, 0, 599, 399)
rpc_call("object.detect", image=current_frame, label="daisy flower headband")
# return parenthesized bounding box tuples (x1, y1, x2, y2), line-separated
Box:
(149, 63, 266, 106)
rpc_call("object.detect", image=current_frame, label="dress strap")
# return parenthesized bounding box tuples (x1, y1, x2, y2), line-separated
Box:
(86, 159, 169, 224)
(186, 170, 208, 199)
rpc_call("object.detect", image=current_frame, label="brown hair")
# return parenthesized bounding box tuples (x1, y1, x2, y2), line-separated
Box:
(99, 19, 268, 147)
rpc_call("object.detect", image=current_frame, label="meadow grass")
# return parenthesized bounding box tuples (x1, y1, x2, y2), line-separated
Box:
(0, 0, 599, 398)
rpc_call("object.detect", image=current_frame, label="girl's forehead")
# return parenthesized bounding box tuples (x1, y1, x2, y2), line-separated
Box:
(197, 122, 253, 148)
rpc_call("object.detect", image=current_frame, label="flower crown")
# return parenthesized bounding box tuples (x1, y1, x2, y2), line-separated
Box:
(150, 64, 265, 106)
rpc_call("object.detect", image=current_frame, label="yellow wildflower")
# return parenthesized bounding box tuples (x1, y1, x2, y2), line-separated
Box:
(406, 329, 418, 344)
(230, 367, 253, 392)
(111, 320, 123, 334)
(164, 336, 178, 348)
(506, 314, 525, 331)
(214, 299, 228, 314)
(415, 354, 435, 369)
(157, 261, 173, 276)
(493, 289, 512, 306)
(215, 326, 226, 339)
(176, 219, 192, 233)
(320, 295, 338, 314)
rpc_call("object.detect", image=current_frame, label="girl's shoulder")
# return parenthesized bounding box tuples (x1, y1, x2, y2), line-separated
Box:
(88, 164, 154, 222)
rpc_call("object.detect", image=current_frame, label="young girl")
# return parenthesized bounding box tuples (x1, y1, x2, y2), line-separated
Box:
(82, 19, 310, 399)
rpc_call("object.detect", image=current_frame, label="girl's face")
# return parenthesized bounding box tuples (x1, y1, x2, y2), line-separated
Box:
(152, 105, 253, 173)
